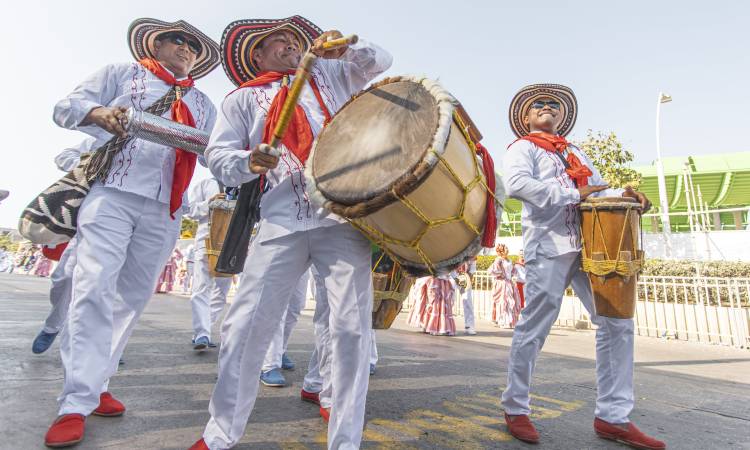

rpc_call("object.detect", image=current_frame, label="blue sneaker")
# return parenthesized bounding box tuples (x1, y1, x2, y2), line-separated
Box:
(369, 363, 376, 376)
(32, 330, 58, 354)
(260, 368, 286, 387)
(193, 336, 209, 351)
(281, 353, 295, 370)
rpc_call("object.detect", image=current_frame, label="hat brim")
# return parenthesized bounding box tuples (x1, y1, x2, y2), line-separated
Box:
(128, 18, 221, 80)
(508, 84, 577, 137)
(221, 16, 323, 86)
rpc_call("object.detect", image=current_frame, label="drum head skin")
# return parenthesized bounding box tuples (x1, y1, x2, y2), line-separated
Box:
(312, 80, 439, 205)
(580, 196, 641, 211)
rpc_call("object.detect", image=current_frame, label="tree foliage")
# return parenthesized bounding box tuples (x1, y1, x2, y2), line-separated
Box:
(0, 233, 18, 252)
(574, 130, 641, 189)
(181, 217, 198, 239)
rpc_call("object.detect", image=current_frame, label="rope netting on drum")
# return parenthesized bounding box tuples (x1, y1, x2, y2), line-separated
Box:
(349, 112, 497, 275)
(581, 205, 643, 277)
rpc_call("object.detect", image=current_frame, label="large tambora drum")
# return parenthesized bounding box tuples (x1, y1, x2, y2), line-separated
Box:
(206, 197, 236, 278)
(306, 76, 503, 276)
(580, 197, 643, 319)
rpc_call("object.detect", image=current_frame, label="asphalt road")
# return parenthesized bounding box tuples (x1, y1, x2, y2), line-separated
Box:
(1, 273, 748, 449)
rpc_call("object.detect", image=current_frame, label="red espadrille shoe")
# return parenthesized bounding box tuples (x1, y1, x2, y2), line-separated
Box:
(92, 392, 126, 417)
(188, 438, 209, 450)
(594, 418, 666, 450)
(504, 413, 540, 444)
(301, 388, 320, 406)
(319, 406, 330, 423)
(44, 414, 85, 448)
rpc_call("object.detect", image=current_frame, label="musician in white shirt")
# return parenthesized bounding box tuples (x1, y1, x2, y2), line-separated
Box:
(191, 16, 392, 450)
(44, 18, 219, 448)
(500, 84, 662, 450)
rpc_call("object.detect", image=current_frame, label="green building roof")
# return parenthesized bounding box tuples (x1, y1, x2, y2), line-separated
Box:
(635, 152, 750, 211)
(498, 151, 750, 235)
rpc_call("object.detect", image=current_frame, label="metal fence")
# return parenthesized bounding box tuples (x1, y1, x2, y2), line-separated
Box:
(635, 275, 750, 347)
(403, 272, 750, 348)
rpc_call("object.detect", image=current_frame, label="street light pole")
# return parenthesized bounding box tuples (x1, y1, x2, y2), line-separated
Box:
(656, 92, 672, 257)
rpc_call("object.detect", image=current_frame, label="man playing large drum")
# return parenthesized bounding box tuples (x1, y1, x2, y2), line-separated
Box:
(500, 84, 664, 449)
(189, 16, 392, 449)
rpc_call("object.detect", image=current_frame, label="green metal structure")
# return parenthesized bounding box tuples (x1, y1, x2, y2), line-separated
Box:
(499, 152, 750, 236)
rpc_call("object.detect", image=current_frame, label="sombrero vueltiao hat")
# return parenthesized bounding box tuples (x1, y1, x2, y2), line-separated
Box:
(128, 18, 221, 79)
(221, 16, 323, 86)
(508, 84, 577, 137)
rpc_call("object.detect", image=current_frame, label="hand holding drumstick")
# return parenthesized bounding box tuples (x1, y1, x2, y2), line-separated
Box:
(311, 31, 358, 59)
(248, 31, 358, 175)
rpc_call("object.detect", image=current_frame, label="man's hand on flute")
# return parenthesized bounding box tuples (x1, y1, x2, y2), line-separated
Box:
(248, 143, 281, 175)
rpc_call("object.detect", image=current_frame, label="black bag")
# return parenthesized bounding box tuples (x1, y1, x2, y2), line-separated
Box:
(214, 178, 265, 274)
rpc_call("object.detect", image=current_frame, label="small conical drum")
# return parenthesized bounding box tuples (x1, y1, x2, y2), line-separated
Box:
(305, 76, 503, 276)
(206, 198, 236, 278)
(580, 197, 643, 319)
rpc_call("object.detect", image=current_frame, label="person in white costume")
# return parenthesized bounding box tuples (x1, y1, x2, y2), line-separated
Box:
(260, 270, 310, 386)
(182, 243, 195, 293)
(301, 269, 379, 422)
(43, 18, 220, 448)
(187, 177, 234, 350)
(189, 16, 392, 450)
(500, 84, 663, 450)
(455, 257, 477, 335)
(31, 139, 94, 354)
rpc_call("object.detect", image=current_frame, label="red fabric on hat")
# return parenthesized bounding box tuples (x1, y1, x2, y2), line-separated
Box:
(516, 132, 592, 187)
(42, 242, 68, 261)
(139, 58, 197, 218)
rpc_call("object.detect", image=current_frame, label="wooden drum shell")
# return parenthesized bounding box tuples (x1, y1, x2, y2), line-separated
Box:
(205, 200, 236, 278)
(580, 198, 642, 319)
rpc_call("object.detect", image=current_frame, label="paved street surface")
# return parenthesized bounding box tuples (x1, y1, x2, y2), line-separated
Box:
(1, 273, 749, 449)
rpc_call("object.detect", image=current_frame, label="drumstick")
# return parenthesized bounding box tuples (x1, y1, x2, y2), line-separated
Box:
(319, 34, 358, 51)
(267, 52, 317, 150)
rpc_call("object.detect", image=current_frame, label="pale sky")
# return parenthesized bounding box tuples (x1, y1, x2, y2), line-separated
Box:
(1, 0, 748, 228)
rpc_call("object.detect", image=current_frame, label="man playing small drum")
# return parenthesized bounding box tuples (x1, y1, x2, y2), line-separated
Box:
(189, 16, 392, 449)
(501, 84, 664, 449)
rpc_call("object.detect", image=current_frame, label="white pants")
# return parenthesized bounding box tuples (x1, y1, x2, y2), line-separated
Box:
(58, 185, 181, 415)
(191, 247, 233, 341)
(461, 287, 475, 330)
(500, 252, 635, 423)
(262, 270, 310, 371)
(303, 270, 378, 409)
(42, 239, 77, 334)
(203, 224, 373, 450)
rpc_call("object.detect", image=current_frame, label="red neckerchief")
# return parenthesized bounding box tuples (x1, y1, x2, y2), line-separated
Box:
(139, 58, 197, 218)
(236, 70, 332, 165)
(514, 132, 592, 187)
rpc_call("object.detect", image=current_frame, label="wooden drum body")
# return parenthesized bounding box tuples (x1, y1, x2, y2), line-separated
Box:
(371, 247, 414, 329)
(205, 198, 236, 278)
(580, 197, 643, 319)
(306, 76, 503, 276)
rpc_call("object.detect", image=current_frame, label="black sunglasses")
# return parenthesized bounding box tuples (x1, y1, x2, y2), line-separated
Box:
(161, 33, 202, 54)
(530, 100, 561, 110)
